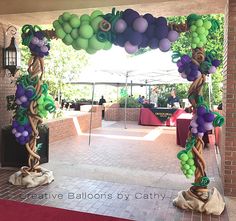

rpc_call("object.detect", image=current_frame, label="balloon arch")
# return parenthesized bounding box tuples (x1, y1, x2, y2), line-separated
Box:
(10, 8, 225, 215)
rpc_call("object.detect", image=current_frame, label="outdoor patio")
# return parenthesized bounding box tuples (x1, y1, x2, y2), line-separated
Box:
(0, 122, 229, 221)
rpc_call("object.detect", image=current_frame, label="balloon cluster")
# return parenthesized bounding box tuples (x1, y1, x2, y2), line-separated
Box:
(12, 120, 32, 145)
(177, 55, 201, 81)
(114, 9, 179, 54)
(53, 10, 112, 54)
(29, 32, 50, 57)
(199, 55, 221, 75)
(187, 14, 212, 49)
(178, 150, 196, 178)
(190, 105, 215, 137)
(36, 93, 56, 118)
(15, 83, 36, 108)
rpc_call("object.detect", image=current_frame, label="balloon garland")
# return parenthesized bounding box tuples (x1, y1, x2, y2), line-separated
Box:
(14, 8, 225, 212)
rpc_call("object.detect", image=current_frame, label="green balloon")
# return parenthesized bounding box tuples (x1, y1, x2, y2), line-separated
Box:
(80, 14, 90, 22)
(72, 40, 81, 50)
(180, 153, 188, 162)
(186, 174, 192, 179)
(88, 35, 105, 50)
(187, 151, 194, 159)
(55, 28, 66, 39)
(197, 42, 204, 48)
(58, 15, 64, 25)
(79, 24, 94, 39)
(71, 29, 79, 39)
(192, 32, 198, 38)
(62, 12, 71, 21)
(182, 169, 187, 175)
(183, 164, 190, 170)
(187, 159, 195, 166)
(190, 165, 196, 171)
(63, 23, 72, 34)
(193, 37, 200, 44)
(69, 16, 80, 28)
(187, 169, 194, 175)
(81, 20, 90, 25)
(205, 30, 209, 36)
(86, 47, 97, 54)
(103, 41, 112, 50)
(191, 43, 197, 49)
(53, 20, 61, 29)
(196, 26, 205, 35)
(38, 104, 44, 111)
(180, 161, 186, 166)
(62, 34, 73, 45)
(91, 16, 103, 32)
(203, 21, 212, 30)
(195, 19, 203, 27)
(190, 25, 197, 32)
(75, 37, 88, 50)
(90, 10, 103, 20)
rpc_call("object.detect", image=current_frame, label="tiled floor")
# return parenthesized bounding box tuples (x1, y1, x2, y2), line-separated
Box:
(0, 121, 229, 221)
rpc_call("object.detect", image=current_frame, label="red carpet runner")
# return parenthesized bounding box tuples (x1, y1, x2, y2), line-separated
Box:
(0, 199, 131, 221)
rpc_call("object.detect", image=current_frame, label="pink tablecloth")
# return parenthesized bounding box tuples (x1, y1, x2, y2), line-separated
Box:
(139, 108, 185, 126)
(176, 113, 193, 147)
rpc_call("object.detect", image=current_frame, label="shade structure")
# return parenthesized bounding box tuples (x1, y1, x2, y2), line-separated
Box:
(67, 46, 189, 86)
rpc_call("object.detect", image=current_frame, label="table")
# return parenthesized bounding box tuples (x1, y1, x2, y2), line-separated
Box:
(176, 113, 193, 147)
(139, 107, 185, 126)
(176, 113, 210, 147)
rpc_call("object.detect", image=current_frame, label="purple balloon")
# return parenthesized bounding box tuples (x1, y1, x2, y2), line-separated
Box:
(12, 121, 19, 128)
(212, 59, 221, 67)
(20, 95, 28, 103)
(197, 106, 207, 116)
(123, 27, 134, 41)
(196, 116, 205, 126)
(124, 41, 138, 54)
(22, 101, 30, 108)
(143, 13, 155, 24)
(208, 66, 216, 74)
(178, 66, 185, 73)
(12, 128, 17, 134)
(168, 30, 179, 42)
(155, 25, 168, 40)
(181, 55, 191, 64)
(41, 46, 48, 53)
(122, 9, 139, 26)
(31, 37, 39, 45)
(155, 17, 167, 26)
(115, 34, 126, 47)
(198, 132, 204, 137)
(187, 75, 196, 81)
(133, 16, 148, 33)
(19, 136, 26, 143)
(203, 112, 215, 122)
(181, 72, 187, 79)
(15, 132, 22, 138)
(139, 34, 149, 48)
(177, 60, 183, 68)
(22, 130, 29, 137)
(204, 122, 213, 131)
(15, 99, 22, 105)
(196, 71, 202, 78)
(190, 120, 198, 128)
(190, 63, 198, 70)
(159, 38, 171, 52)
(34, 31, 44, 39)
(17, 125, 25, 133)
(25, 88, 34, 98)
(190, 69, 198, 77)
(16, 84, 25, 97)
(149, 38, 159, 49)
(145, 25, 156, 38)
(114, 19, 127, 33)
(191, 127, 198, 134)
(37, 40, 44, 47)
(197, 125, 206, 133)
(129, 31, 143, 46)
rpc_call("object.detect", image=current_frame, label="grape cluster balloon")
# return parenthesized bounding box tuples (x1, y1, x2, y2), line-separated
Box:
(29, 31, 50, 57)
(177, 54, 201, 81)
(15, 83, 36, 108)
(114, 9, 179, 54)
(36, 93, 56, 118)
(187, 14, 212, 49)
(190, 105, 215, 137)
(53, 11, 112, 54)
(178, 150, 196, 178)
(12, 120, 32, 145)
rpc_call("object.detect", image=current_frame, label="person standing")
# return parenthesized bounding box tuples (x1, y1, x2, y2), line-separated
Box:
(167, 90, 180, 108)
(99, 96, 106, 119)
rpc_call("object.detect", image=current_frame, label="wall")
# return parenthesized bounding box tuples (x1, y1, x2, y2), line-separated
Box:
(0, 23, 16, 165)
(222, 0, 236, 196)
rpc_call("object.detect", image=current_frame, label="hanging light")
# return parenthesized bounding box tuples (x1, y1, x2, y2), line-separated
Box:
(2, 26, 21, 77)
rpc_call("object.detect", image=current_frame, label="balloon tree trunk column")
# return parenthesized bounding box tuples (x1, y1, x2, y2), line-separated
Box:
(9, 28, 56, 188)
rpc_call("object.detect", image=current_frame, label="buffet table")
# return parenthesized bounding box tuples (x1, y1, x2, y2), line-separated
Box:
(139, 107, 185, 126)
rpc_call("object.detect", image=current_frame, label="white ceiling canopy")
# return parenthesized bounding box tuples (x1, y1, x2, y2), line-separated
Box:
(69, 46, 190, 85)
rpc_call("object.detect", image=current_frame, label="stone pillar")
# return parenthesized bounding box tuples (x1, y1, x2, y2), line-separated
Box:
(222, 0, 236, 196)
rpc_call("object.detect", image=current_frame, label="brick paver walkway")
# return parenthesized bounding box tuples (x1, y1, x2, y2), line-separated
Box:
(0, 121, 229, 221)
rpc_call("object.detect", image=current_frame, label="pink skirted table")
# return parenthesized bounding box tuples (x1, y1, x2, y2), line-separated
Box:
(138, 107, 186, 126)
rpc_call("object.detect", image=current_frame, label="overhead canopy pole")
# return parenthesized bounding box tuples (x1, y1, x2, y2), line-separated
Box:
(145, 80, 148, 100)
(89, 82, 95, 146)
(124, 72, 128, 129)
(131, 80, 133, 97)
